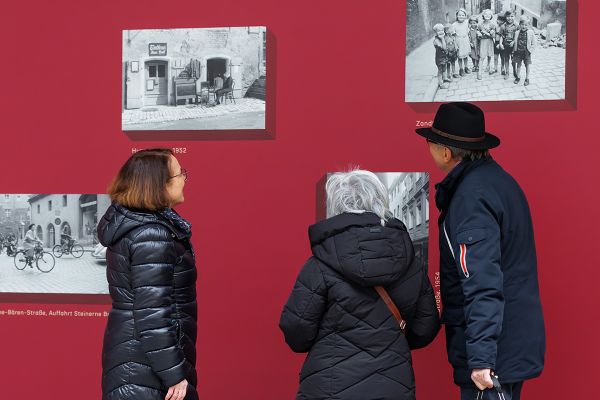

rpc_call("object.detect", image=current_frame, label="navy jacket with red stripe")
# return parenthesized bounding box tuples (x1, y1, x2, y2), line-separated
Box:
(435, 157, 545, 386)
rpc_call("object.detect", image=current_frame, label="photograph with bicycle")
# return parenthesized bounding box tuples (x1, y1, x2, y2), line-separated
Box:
(0, 193, 111, 294)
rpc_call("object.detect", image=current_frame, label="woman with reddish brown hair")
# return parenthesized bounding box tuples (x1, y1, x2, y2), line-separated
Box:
(98, 149, 197, 400)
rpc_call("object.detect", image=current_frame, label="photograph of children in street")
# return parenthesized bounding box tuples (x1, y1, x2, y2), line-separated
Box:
(405, 1, 567, 102)
(0, 194, 110, 294)
(325, 172, 430, 273)
(122, 27, 267, 131)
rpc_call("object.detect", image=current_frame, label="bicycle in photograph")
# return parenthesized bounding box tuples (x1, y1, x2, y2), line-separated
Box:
(52, 236, 84, 258)
(14, 241, 56, 273)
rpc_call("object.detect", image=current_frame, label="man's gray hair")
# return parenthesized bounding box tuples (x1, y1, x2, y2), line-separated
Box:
(446, 145, 490, 161)
(326, 169, 393, 221)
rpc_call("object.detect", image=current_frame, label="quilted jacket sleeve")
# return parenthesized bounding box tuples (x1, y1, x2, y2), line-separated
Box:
(449, 190, 504, 371)
(406, 270, 441, 350)
(279, 258, 328, 353)
(130, 225, 188, 388)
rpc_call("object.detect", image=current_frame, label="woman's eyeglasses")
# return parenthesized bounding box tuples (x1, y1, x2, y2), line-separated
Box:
(169, 168, 188, 181)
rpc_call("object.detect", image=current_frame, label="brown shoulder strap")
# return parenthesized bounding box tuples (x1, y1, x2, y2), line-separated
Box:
(375, 286, 407, 333)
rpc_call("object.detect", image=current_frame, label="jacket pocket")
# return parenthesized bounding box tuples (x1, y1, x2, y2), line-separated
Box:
(454, 228, 487, 278)
(173, 319, 184, 345)
(456, 228, 487, 245)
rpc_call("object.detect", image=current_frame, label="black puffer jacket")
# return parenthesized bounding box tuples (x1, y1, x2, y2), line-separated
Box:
(280, 212, 440, 400)
(98, 204, 198, 400)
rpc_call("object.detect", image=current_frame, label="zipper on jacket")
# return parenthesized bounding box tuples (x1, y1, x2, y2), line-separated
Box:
(443, 220, 455, 259)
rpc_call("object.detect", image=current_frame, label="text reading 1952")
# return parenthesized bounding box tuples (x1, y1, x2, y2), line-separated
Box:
(132, 147, 188, 154)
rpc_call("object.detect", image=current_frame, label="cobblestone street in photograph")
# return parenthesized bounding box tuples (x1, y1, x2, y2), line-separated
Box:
(434, 46, 565, 102)
(406, 37, 565, 102)
(0, 251, 107, 294)
(122, 98, 266, 130)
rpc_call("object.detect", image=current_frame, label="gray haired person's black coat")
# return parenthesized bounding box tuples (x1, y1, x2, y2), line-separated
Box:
(280, 212, 440, 400)
(98, 204, 198, 400)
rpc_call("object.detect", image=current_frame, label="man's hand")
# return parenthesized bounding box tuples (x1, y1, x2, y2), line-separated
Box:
(471, 368, 494, 390)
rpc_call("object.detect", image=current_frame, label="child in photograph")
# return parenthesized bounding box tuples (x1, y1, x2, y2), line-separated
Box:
(468, 15, 480, 72)
(452, 8, 471, 75)
(513, 15, 536, 86)
(499, 10, 519, 80)
(444, 23, 459, 80)
(493, 14, 506, 76)
(477, 9, 497, 80)
(433, 23, 449, 89)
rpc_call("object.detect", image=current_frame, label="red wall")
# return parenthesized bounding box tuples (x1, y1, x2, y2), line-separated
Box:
(0, 0, 597, 398)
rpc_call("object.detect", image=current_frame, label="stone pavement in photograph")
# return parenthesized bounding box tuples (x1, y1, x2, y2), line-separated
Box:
(405, 38, 440, 102)
(122, 98, 266, 127)
(434, 47, 565, 102)
(406, 37, 565, 102)
(0, 250, 108, 294)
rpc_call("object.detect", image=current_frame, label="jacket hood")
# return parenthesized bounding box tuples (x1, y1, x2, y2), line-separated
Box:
(309, 212, 415, 287)
(97, 203, 188, 247)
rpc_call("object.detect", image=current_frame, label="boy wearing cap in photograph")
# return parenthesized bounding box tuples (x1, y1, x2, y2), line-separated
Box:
(416, 102, 545, 400)
(513, 15, 536, 85)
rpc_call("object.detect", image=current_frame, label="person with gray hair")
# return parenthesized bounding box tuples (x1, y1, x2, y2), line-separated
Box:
(280, 169, 440, 400)
(325, 169, 393, 221)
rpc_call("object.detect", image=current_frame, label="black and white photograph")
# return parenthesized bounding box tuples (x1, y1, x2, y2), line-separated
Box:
(0, 194, 110, 294)
(405, 1, 567, 102)
(325, 172, 430, 272)
(122, 26, 267, 131)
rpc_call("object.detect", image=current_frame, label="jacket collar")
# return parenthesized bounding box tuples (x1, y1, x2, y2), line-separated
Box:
(114, 203, 191, 240)
(434, 157, 492, 223)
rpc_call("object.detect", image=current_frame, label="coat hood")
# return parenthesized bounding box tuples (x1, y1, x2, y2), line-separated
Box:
(97, 203, 188, 247)
(309, 212, 415, 287)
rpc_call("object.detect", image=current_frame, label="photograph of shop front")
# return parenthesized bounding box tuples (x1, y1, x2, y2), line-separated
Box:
(325, 172, 429, 273)
(122, 26, 267, 131)
(405, 0, 567, 102)
(0, 194, 111, 295)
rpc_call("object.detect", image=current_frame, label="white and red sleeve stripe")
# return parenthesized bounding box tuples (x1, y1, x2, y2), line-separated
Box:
(459, 243, 470, 278)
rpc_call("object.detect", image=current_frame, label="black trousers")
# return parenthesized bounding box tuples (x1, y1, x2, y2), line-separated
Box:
(460, 381, 523, 400)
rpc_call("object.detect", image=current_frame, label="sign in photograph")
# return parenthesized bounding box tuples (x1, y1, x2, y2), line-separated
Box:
(148, 43, 167, 56)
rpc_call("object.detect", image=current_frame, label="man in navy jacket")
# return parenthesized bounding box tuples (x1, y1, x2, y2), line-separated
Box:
(416, 102, 545, 399)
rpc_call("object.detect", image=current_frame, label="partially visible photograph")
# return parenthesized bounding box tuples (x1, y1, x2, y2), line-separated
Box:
(122, 26, 267, 131)
(325, 172, 430, 272)
(0, 194, 110, 294)
(405, 1, 567, 102)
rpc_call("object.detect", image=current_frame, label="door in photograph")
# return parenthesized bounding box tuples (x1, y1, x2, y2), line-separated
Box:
(46, 224, 55, 247)
(36, 226, 44, 245)
(207, 58, 228, 88)
(144, 61, 168, 105)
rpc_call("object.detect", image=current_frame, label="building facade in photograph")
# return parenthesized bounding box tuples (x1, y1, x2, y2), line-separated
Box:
(388, 173, 430, 271)
(122, 27, 266, 109)
(510, 0, 567, 31)
(28, 194, 111, 248)
(0, 194, 32, 240)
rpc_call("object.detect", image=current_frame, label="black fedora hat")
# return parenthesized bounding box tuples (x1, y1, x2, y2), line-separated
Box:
(416, 102, 500, 150)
